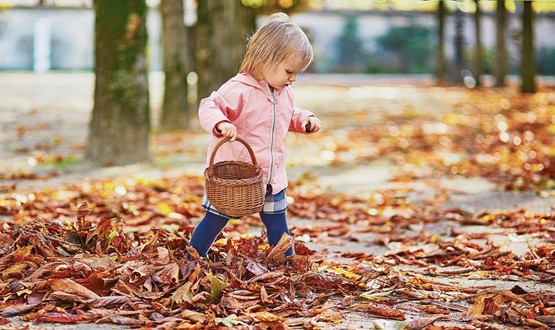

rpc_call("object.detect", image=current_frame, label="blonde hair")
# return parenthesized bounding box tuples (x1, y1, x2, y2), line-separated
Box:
(240, 12, 313, 76)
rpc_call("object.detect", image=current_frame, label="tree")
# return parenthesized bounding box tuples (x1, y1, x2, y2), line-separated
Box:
(495, 0, 508, 87)
(472, 0, 482, 87)
(376, 24, 433, 73)
(331, 14, 367, 72)
(435, 0, 446, 83)
(194, 1, 256, 102)
(159, 0, 191, 131)
(451, 7, 465, 83)
(86, 0, 150, 166)
(520, 0, 536, 93)
(193, 1, 309, 102)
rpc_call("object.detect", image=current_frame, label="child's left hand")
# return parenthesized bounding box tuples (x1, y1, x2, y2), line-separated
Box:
(302, 117, 321, 133)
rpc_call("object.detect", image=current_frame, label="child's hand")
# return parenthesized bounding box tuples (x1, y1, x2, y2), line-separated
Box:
(216, 122, 237, 141)
(302, 117, 321, 133)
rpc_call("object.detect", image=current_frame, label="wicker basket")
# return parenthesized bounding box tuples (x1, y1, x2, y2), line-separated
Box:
(204, 137, 265, 217)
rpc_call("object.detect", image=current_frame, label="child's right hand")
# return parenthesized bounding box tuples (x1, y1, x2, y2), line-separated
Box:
(216, 122, 237, 141)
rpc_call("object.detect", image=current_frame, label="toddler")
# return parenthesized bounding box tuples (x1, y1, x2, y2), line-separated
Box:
(189, 12, 321, 257)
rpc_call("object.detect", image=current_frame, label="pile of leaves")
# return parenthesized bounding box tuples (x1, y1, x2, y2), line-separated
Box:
(1, 175, 554, 329)
(0, 201, 357, 328)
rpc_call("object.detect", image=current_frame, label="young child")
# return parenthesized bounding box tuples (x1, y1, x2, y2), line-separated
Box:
(189, 12, 321, 258)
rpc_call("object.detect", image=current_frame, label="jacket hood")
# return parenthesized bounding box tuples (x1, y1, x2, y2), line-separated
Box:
(230, 73, 283, 96)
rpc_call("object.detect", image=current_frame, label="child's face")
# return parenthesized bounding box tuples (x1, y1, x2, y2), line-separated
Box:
(265, 59, 306, 90)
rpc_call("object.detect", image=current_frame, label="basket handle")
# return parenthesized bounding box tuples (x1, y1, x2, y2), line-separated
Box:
(208, 136, 259, 174)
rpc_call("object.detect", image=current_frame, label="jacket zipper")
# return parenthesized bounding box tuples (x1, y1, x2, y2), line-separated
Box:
(268, 89, 277, 185)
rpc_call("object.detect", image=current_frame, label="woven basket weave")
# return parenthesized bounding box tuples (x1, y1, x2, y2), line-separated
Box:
(204, 137, 265, 217)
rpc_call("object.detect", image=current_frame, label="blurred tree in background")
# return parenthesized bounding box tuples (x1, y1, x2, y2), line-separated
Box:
(520, 0, 536, 93)
(537, 47, 555, 76)
(87, 0, 150, 166)
(375, 24, 433, 73)
(325, 16, 434, 74)
(194, 0, 310, 102)
(472, 0, 482, 87)
(435, 0, 446, 83)
(495, 0, 508, 87)
(194, 0, 255, 102)
(159, 0, 191, 131)
(329, 14, 368, 73)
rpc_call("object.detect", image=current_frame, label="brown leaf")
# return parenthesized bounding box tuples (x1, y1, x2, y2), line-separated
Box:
(260, 286, 270, 304)
(46, 278, 100, 299)
(35, 312, 98, 324)
(76, 201, 91, 231)
(0, 302, 41, 317)
(246, 270, 284, 283)
(24, 261, 66, 282)
(247, 311, 286, 323)
(407, 316, 447, 330)
(466, 290, 527, 317)
(153, 262, 180, 285)
(85, 218, 122, 249)
(290, 255, 312, 273)
(170, 266, 201, 304)
(1, 262, 31, 278)
(522, 318, 550, 328)
(314, 308, 344, 323)
(352, 303, 405, 320)
(220, 296, 259, 312)
(186, 245, 200, 261)
(45, 291, 88, 304)
(179, 309, 207, 324)
(418, 304, 450, 315)
(85, 296, 130, 308)
(13, 245, 34, 262)
(246, 257, 269, 276)
(266, 233, 292, 263)
(535, 315, 555, 327)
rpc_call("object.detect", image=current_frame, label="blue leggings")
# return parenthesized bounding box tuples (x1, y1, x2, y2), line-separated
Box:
(189, 212, 294, 257)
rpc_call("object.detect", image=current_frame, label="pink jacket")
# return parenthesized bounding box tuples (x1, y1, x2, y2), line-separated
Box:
(198, 73, 314, 193)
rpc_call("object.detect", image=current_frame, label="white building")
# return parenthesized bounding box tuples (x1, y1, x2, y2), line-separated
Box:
(0, 5, 554, 73)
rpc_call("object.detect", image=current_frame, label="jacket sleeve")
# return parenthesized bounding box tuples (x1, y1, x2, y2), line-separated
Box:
(198, 86, 244, 135)
(289, 105, 315, 133)
(284, 87, 315, 133)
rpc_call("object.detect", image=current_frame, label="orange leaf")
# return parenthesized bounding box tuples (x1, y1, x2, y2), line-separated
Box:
(247, 311, 286, 323)
(1, 263, 31, 278)
(13, 245, 34, 262)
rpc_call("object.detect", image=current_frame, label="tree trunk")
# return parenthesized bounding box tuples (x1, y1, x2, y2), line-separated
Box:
(521, 0, 536, 93)
(473, 0, 482, 87)
(495, 0, 508, 87)
(87, 0, 150, 166)
(159, 0, 191, 131)
(435, 0, 446, 84)
(195, 0, 256, 101)
(452, 8, 465, 84)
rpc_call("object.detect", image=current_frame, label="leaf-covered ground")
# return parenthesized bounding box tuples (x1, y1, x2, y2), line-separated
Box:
(1, 74, 555, 329)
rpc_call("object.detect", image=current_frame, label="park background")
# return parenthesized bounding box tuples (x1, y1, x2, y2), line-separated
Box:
(2, 0, 555, 76)
(1, 1, 555, 329)
(2, 0, 554, 165)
